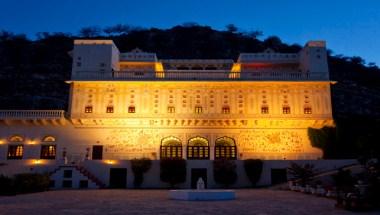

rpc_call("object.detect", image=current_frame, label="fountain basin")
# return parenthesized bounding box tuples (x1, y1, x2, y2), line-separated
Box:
(169, 189, 236, 201)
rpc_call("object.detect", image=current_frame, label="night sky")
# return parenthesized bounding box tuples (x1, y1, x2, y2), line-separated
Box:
(1, 0, 380, 65)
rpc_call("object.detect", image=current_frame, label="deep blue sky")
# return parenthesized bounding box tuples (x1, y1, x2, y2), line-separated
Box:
(1, 0, 380, 65)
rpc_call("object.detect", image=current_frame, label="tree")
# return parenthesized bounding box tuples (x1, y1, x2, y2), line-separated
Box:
(225, 24, 238, 33)
(308, 126, 337, 158)
(243, 159, 263, 187)
(332, 168, 355, 206)
(243, 30, 263, 39)
(263, 36, 282, 50)
(160, 159, 186, 188)
(350, 56, 365, 65)
(287, 162, 316, 186)
(103, 24, 131, 35)
(213, 159, 237, 187)
(79, 26, 101, 38)
(131, 158, 152, 188)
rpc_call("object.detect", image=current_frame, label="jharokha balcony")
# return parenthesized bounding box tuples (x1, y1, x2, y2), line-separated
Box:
(71, 70, 330, 81)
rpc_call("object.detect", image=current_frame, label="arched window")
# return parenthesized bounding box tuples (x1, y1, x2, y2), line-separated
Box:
(215, 137, 237, 160)
(187, 137, 209, 160)
(42, 136, 56, 142)
(9, 135, 24, 142)
(160, 136, 182, 159)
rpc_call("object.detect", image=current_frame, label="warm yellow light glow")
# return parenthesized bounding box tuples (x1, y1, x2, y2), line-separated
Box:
(229, 63, 241, 78)
(155, 62, 165, 78)
(231, 63, 241, 72)
(28, 140, 37, 145)
(105, 160, 116, 165)
(33, 159, 42, 165)
(0, 139, 5, 145)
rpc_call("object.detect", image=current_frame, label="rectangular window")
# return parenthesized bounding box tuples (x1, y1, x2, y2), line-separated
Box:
(195, 106, 202, 114)
(283, 106, 291, 114)
(222, 106, 230, 114)
(106, 106, 114, 113)
(62, 180, 72, 188)
(79, 180, 89, 189)
(63, 170, 72, 178)
(7, 145, 23, 160)
(40, 145, 56, 159)
(92, 145, 103, 160)
(304, 107, 312, 114)
(128, 106, 135, 113)
(85, 106, 93, 113)
(167, 106, 175, 113)
(261, 106, 269, 114)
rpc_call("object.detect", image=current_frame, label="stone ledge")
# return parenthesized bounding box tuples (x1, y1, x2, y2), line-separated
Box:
(169, 190, 236, 201)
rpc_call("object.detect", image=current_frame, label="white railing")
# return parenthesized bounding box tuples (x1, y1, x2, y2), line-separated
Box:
(0, 110, 65, 119)
(72, 70, 329, 81)
(238, 53, 299, 63)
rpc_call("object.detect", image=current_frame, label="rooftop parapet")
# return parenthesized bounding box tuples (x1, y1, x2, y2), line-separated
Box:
(238, 49, 299, 63)
(120, 48, 158, 62)
(74, 40, 115, 45)
(0, 110, 65, 120)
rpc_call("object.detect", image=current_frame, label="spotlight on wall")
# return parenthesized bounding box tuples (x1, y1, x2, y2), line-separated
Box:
(105, 160, 115, 165)
(28, 139, 36, 145)
(33, 159, 42, 165)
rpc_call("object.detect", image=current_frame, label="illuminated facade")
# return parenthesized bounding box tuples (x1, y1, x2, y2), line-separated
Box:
(0, 40, 339, 188)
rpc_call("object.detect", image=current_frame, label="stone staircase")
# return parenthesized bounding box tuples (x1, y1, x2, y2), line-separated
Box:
(49, 165, 106, 189)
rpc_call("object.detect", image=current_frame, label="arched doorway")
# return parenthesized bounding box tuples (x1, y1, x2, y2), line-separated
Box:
(160, 136, 182, 159)
(187, 136, 209, 160)
(215, 136, 237, 160)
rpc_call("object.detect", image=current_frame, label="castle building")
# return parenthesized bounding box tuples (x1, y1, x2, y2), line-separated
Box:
(0, 40, 344, 189)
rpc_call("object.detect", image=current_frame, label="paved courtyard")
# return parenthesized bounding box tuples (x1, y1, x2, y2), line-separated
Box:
(0, 189, 378, 215)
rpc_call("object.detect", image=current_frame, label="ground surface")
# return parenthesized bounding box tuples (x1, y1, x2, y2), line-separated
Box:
(0, 189, 378, 215)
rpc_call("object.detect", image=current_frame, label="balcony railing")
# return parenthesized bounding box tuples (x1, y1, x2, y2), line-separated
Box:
(0, 110, 65, 120)
(71, 70, 329, 81)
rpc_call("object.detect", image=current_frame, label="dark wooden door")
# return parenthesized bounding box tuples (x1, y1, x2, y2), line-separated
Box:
(92, 145, 103, 160)
(109, 168, 127, 188)
(271, 168, 287, 185)
(191, 168, 207, 189)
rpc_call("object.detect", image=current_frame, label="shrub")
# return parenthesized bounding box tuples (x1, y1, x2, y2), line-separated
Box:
(213, 159, 237, 187)
(243, 159, 263, 187)
(287, 162, 315, 186)
(131, 158, 152, 188)
(366, 161, 380, 207)
(160, 159, 186, 188)
(13, 173, 50, 193)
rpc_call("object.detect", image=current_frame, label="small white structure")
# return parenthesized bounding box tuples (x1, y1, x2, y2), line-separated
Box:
(197, 177, 205, 190)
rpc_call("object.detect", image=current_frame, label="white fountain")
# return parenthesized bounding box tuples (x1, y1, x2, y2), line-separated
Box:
(169, 177, 236, 201)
